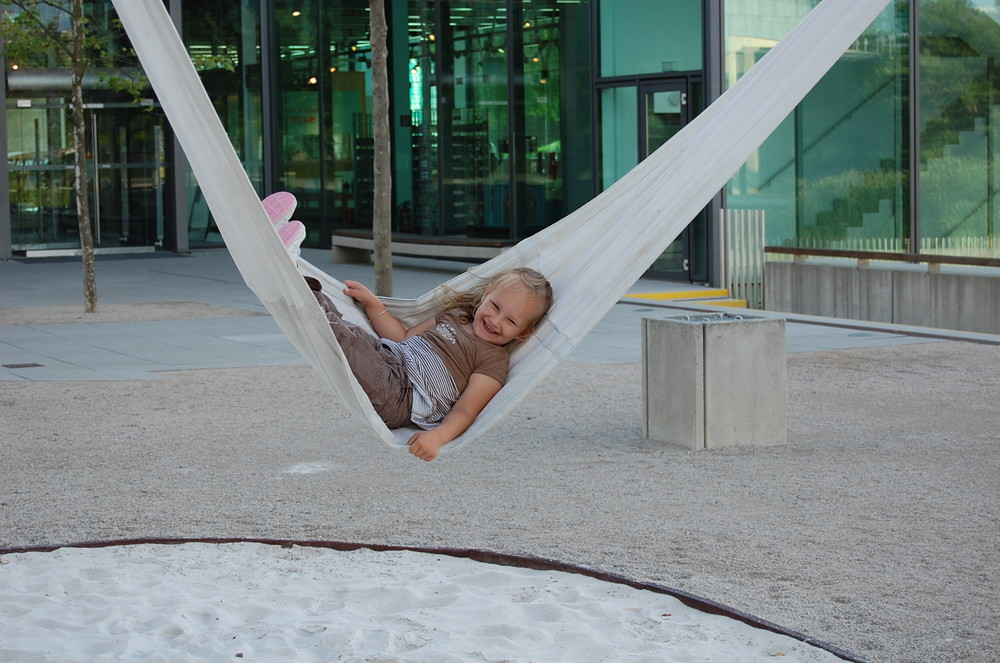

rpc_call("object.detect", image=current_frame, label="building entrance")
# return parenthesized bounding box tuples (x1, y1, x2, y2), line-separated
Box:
(7, 102, 166, 255)
(599, 76, 707, 281)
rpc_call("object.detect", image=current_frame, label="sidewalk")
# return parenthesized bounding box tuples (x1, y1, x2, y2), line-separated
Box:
(3, 247, 994, 381)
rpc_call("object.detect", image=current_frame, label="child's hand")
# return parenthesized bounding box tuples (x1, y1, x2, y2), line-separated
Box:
(407, 430, 446, 462)
(343, 280, 379, 309)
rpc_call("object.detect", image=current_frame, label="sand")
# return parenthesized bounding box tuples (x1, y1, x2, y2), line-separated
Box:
(0, 541, 850, 662)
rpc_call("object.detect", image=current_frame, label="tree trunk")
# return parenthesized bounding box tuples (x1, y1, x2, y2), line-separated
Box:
(71, 0, 97, 313)
(370, 0, 393, 296)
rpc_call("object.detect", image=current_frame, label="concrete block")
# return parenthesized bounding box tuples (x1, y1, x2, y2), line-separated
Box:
(642, 317, 704, 448)
(643, 314, 787, 450)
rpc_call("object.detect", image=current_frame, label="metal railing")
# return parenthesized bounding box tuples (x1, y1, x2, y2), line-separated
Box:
(723, 209, 766, 309)
(765, 243, 1000, 268)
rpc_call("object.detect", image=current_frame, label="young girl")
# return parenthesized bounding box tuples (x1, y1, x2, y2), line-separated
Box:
(306, 268, 553, 462)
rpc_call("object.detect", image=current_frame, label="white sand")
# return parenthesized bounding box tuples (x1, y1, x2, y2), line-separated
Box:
(0, 542, 846, 662)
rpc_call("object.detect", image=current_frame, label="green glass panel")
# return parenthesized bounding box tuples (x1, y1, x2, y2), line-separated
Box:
(522, 0, 568, 236)
(399, 0, 581, 239)
(596, 2, 708, 281)
(313, 1, 375, 237)
(183, 0, 263, 246)
(644, 87, 686, 274)
(5, 4, 167, 253)
(645, 90, 683, 155)
(599, 0, 703, 76)
(403, 1, 510, 236)
(724, 1, 906, 253)
(272, 0, 325, 240)
(6, 101, 167, 252)
(600, 87, 638, 188)
(88, 107, 167, 248)
(6, 102, 77, 250)
(918, 0, 1000, 257)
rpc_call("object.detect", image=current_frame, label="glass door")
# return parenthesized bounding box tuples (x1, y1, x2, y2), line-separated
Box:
(7, 101, 165, 254)
(8, 101, 78, 251)
(641, 81, 692, 278)
(88, 104, 166, 249)
(599, 78, 704, 280)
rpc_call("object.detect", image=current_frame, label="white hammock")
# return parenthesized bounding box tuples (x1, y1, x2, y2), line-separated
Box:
(111, 0, 890, 452)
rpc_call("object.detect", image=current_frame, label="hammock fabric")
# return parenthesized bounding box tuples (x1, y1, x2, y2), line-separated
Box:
(111, 0, 890, 452)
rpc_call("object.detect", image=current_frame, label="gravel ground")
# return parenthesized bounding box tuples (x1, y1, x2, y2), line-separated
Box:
(1, 339, 997, 663)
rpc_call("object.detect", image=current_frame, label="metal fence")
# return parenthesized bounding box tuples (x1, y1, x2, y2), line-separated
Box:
(723, 208, 766, 309)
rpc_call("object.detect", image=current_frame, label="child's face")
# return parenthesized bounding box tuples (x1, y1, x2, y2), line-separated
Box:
(471, 283, 546, 346)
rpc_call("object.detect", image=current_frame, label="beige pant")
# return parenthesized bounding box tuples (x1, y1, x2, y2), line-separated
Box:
(311, 286, 413, 428)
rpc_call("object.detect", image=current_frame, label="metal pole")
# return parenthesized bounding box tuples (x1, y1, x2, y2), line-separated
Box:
(260, 0, 276, 194)
(909, 0, 920, 255)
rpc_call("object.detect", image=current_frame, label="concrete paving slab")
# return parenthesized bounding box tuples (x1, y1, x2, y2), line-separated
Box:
(1, 247, 998, 382)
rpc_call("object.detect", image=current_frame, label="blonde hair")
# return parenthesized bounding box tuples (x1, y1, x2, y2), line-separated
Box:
(439, 267, 553, 330)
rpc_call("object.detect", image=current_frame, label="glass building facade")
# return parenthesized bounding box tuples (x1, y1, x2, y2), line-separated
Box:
(2, 3, 169, 255)
(2, 0, 998, 278)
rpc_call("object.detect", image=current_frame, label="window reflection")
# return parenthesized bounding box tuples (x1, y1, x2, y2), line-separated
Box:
(724, 1, 909, 254)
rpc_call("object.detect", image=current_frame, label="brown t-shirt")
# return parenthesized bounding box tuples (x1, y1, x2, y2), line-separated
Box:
(420, 309, 510, 391)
